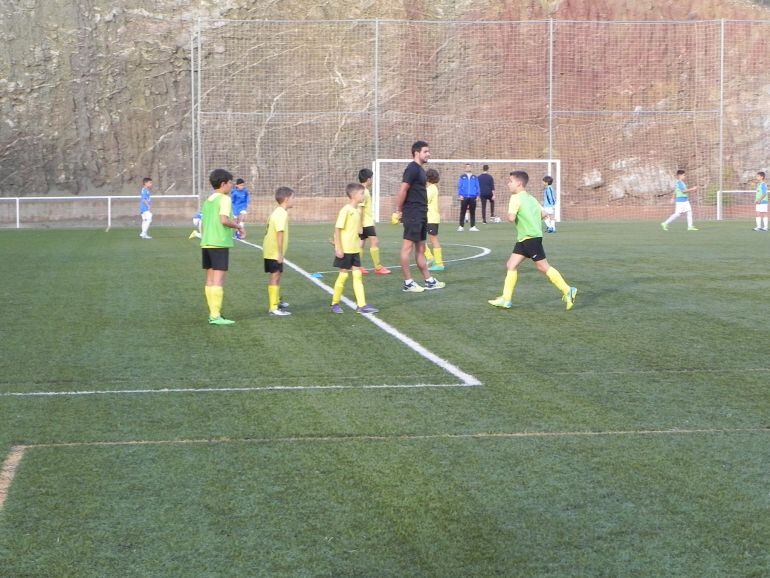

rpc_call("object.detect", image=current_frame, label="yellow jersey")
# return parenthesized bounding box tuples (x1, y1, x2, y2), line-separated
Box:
(263, 206, 289, 260)
(427, 183, 440, 224)
(335, 203, 361, 254)
(359, 187, 375, 228)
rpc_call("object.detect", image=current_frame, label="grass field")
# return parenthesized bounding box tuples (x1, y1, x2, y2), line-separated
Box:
(0, 222, 768, 577)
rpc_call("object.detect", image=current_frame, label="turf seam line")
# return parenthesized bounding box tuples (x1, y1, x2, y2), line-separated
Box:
(19, 427, 769, 449)
(0, 383, 478, 397)
(0, 446, 26, 511)
(238, 238, 482, 387)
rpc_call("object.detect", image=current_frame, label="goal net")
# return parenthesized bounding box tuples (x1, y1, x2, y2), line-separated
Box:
(373, 159, 560, 224)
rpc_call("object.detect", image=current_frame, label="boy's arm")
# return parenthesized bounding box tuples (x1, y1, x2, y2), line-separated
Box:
(333, 228, 343, 258)
(276, 231, 284, 262)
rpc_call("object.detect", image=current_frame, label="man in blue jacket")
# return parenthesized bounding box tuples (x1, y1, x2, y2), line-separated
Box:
(457, 163, 480, 231)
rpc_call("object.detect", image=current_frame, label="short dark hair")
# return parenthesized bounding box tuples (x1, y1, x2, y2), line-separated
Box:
(358, 168, 373, 183)
(411, 140, 429, 156)
(426, 168, 440, 184)
(235, 178, 245, 185)
(346, 183, 364, 198)
(758, 171, 766, 179)
(142, 177, 152, 184)
(543, 175, 553, 185)
(676, 169, 686, 176)
(509, 170, 529, 186)
(482, 164, 489, 171)
(275, 186, 294, 203)
(209, 168, 233, 189)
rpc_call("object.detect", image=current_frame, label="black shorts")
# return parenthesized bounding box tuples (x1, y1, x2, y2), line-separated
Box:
(333, 252, 361, 270)
(427, 223, 439, 236)
(359, 226, 377, 240)
(264, 259, 283, 273)
(402, 216, 428, 242)
(202, 248, 229, 271)
(513, 237, 546, 261)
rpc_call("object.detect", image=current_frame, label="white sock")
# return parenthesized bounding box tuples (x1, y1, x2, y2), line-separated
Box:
(757, 217, 762, 228)
(404, 278, 414, 286)
(663, 213, 677, 225)
(686, 212, 693, 227)
(763, 216, 768, 229)
(141, 221, 150, 235)
(425, 276, 436, 283)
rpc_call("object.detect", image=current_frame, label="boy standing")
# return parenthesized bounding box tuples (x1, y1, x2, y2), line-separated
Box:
(263, 187, 294, 317)
(331, 183, 379, 314)
(542, 175, 557, 233)
(661, 169, 698, 231)
(753, 171, 767, 231)
(201, 168, 245, 325)
(457, 163, 480, 231)
(357, 168, 391, 275)
(478, 164, 496, 224)
(489, 171, 577, 311)
(423, 168, 445, 271)
(139, 177, 153, 239)
(231, 178, 250, 237)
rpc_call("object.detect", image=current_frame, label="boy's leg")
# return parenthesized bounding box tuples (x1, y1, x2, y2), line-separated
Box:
(490, 198, 495, 218)
(662, 211, 679, 226)
(207, 269, 227, 319)
(490, 253, 524, 307)
(268, 271, 281, 312)
(351, 267, 367, 307)
(368, 236, 381, 269)
(686, 210, 694, 228)
(332, 269, 349, 304)
(756, 213, 762, 229)
(469, 199, 477, 227)
(459, 199, 468, 228)
(536, 258, 577, 310)
(481, 198, 487, 223)
(763, 215, 768, 229)
(430, 236, 444, 266)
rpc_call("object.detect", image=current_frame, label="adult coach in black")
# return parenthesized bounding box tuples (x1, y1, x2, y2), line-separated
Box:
(478, 164, 496, 223)
(393, 141, 446, 292)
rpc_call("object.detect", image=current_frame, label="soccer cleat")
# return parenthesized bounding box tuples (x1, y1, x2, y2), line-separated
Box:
(488, 297, 512, 309)
(660, 222, 668, 231)
(330, 304, 344, 314)
(687, 226, 699, 231)
(469, 226, 479, 232)
(762, 228, 769, 231)
(563, 287, 578, 311)
(356, 304, 379, 314)
(188, 230, 201, 239)
(140, 233, 152, 239)
(428, 264, 445, 272)
(360, 267, 370, 276)
(546, 227, 556, 233)
(269, 308, 291, 316)
(278, 301, 290, 310)
(208, 316, 235, 325)
(457, 226, 464, 232)
(753, 227, 762, 232)
(402, 281, 425, 293)
(424, 278, 445, 290)
(374, 266, 392, 275)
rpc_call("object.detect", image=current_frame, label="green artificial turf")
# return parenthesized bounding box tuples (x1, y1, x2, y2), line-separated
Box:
(0, 223, 768, 576)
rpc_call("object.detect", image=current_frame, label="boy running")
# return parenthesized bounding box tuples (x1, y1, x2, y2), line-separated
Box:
(331, 183, 379, 314)
(753, 171, 767, 231)
(139, 177, 153, 239)
(661, 169, 698, 231)
(542, 175, 557, 233)
(423, 168, 445, 271)
(489, 171, 577, 311)
(357, 168, 391, 275)
(263, 187, 295, 316)
(201, 168, 245, 325)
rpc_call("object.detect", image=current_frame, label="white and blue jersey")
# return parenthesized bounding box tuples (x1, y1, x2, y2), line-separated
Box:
(756, 182, 768, 205)
(543, 185, 556, 208)
(675, 180, 689, 202)
(231, 187, 250, 215)
(139, 187, 151, 213)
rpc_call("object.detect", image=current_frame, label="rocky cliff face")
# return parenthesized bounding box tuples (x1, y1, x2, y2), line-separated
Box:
(1, 0, 768, 203)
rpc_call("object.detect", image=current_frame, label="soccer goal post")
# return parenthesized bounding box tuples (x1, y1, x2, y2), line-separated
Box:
(372, 159, 561, 224)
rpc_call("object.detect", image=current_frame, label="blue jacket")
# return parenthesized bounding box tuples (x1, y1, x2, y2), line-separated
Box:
(457, 174, 480, 199)
(231, 187, 250, 214)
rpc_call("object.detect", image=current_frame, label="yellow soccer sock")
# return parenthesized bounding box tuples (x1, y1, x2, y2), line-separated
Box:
(332, 271, 349, 305)
(434, 247, 443, 266)
(267, 285, 280, 311)
(370, 247, 382, 269)
(352, 269, 366, 307)
(204, 286, 213, 317)
(546, 267, 570, 295)
(424, 247, 434, 261)
(209, 286, 224, 318)
(502, 270, 518, 302)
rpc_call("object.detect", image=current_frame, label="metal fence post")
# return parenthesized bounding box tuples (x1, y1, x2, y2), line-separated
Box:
(548, 18, 554, 161)
(15, 198, 20, 229)
(718, 19, 725, 221)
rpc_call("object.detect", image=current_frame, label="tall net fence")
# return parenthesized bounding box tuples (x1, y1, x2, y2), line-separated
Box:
(192, 19, 770, 223)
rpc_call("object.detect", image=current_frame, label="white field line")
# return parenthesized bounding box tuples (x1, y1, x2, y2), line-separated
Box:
(19, 427, 770, 450)
(311, 243, 491, 275)
(0, 446, 26, 510)
(0, 383, 477, 398)
(238, 239, 482, 387)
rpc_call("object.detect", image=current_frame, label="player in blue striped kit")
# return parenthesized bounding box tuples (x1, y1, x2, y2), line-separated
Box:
(542, 175, 557, 233)
(231, 178, 250, 238)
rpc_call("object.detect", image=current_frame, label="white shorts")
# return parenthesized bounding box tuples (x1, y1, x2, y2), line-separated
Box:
(141, 210, 153, 222)
(543, 207, 555, 216)
(756, 204, 768, 214)
(674, 201, 692, 214)
(236, 210, 247, 217)
(192, 217, 201, 226)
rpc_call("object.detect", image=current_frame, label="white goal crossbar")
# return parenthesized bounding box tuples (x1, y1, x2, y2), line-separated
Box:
(372, 159, 561, 223)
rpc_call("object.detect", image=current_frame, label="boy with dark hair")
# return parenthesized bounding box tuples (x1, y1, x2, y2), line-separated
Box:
(263, 187, 295, 316)
(393, 140, 445, 292)
(753, 171, 767, 231)
(423, 168, 445, 271)
(661, 169, 698, 231)
(331, 183, 378, 314)
(231, 178, 250, 237)
(478, 164, 496, 224)
(139, 177, 153, 239)
(201, 168, 245, 325)
(542, 175, 557, 233)
(357, 168, 391, 275)
(489, 170, 577, 311)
